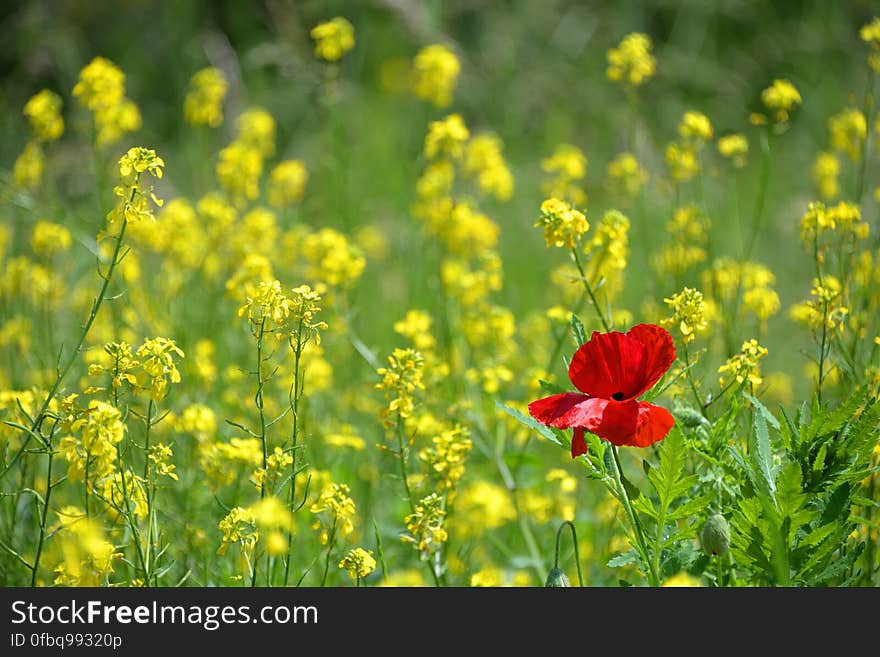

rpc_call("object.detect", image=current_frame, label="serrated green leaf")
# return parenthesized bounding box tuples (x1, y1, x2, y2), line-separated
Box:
(819, 484, 851, 525)
(607, 550, 638, 568)
(748, 399, 777, 502)
(665, 492, 714, 522)
(812, 441, 828, 475)
(494, 402, 561, 446)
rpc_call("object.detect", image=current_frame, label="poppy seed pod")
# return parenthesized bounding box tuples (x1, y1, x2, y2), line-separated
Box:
(673, 406, 709, 428)
(545, 567, 571, 587)
(700, 513, 731, 556)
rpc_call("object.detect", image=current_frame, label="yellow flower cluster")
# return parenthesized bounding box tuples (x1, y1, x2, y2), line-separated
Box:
(860, 16, 880, 72)
(789, 276, 849, 332)
(184, 67, 228, 128)
(418, 425, 472, 496)
(665, 142, 699, 183)
(249, 497, 294, 556)
(252, 446, 294, 493)
(663, 287, 709, 344)
(217, 507, 258, 556)
(606, 32, 656, 87)
(402, 493, 448, 557)
(799, 201, 868, 245)
(535, 197, 589, 249)
(135, 337, 185, 401)
(311, 17, 355, 62)
(424, 113, 470, 160)
(652, 206, 709, 276)
(464, 133, 514, 201)
(606, 152, 648, 196)
(12, 141, 44, 190)
(412, 44, 460, 108)
(702, 258, 780, 325)
(267, 160, 309, 208)
(24, 89, 64, 142)
(583, 210, 630, 299)
(760, 79, 802, 124)
(812, 152, 840, 200)
(678, 111, 713, 144)
(73, 57, 142, 147)
(301, 228, 366, 288)
(30, 220, 72, 258)
(148, 443, 178, 481)
(59, 400, 125, 484)
(338, 547, 376, 580)
(310, 482, 356, 544)
(375, 348, 425, 427)
(718, 339, 769, 387)
(541, 144, 587, 205)
(108, 147, 165, 225)
(216, 107, 277, 206)
(717, 134, 748, 167)
(52, 507, 121, 586)
(828, 108, 867, 161)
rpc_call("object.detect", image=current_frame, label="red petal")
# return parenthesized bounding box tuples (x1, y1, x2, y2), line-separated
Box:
(625, 324, 677, 399)
(568, 331, 648, 399)
(571, 427, 587, 458)
(528, 393, 607, 430)
(594, 401, 674, 448)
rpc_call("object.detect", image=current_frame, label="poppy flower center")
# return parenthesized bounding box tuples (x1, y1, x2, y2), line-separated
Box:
(611, 392, 625, 401)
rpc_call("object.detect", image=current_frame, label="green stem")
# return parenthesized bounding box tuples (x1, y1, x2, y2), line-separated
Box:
(284, 332, 304, 587)
(142, 399, 155, 585)
(571, 248, 611, 332)
(29, 441, 54, 586)
(256, 317, 268, 488)
(396, 417, 415, 515)
(682, 341, 707, 417)
(553, 520, 584, 586)
(320, 518, 338, 586)
(609, 445, 659, 586)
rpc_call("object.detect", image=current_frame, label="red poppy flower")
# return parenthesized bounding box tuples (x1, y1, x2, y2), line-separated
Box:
(529, 323, 676, 458)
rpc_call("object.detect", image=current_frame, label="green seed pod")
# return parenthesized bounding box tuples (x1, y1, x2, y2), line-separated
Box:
(700, 513, 731, 556)
(673, 407, 709, 428)
(545, 567, 571, 587)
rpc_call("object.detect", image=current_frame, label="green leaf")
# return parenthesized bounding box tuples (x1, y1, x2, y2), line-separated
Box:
(494, 402, 561, 447)
(812, 442, 828, 475)
(665, 492, 714, 522)
(570, 313, 588, 346)
(538, 379, 568, 395)
(607, 550, 639, 568)
(747, 397, 777, 501)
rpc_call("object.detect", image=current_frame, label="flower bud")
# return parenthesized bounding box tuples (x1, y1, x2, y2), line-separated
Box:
(545, 567, 571, 587)
(673, 406, 709, 427)
(700, 513, 730, 556)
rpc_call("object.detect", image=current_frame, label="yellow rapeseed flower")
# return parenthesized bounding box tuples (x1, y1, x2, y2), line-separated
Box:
(606, 32, 656, 87)
(412, 44, 460, 108)
(311, 17, 355, 62)
(184, 67, 228, 128)
(760, 79, 802, 123)
(535, 198, 589, 249)
(23, 89, 64, 142)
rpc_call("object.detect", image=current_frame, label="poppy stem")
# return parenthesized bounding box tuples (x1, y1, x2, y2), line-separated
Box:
(570, 248, 611, 332)
(609, 445, 660, 587)
(554, 520, 584, 586)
